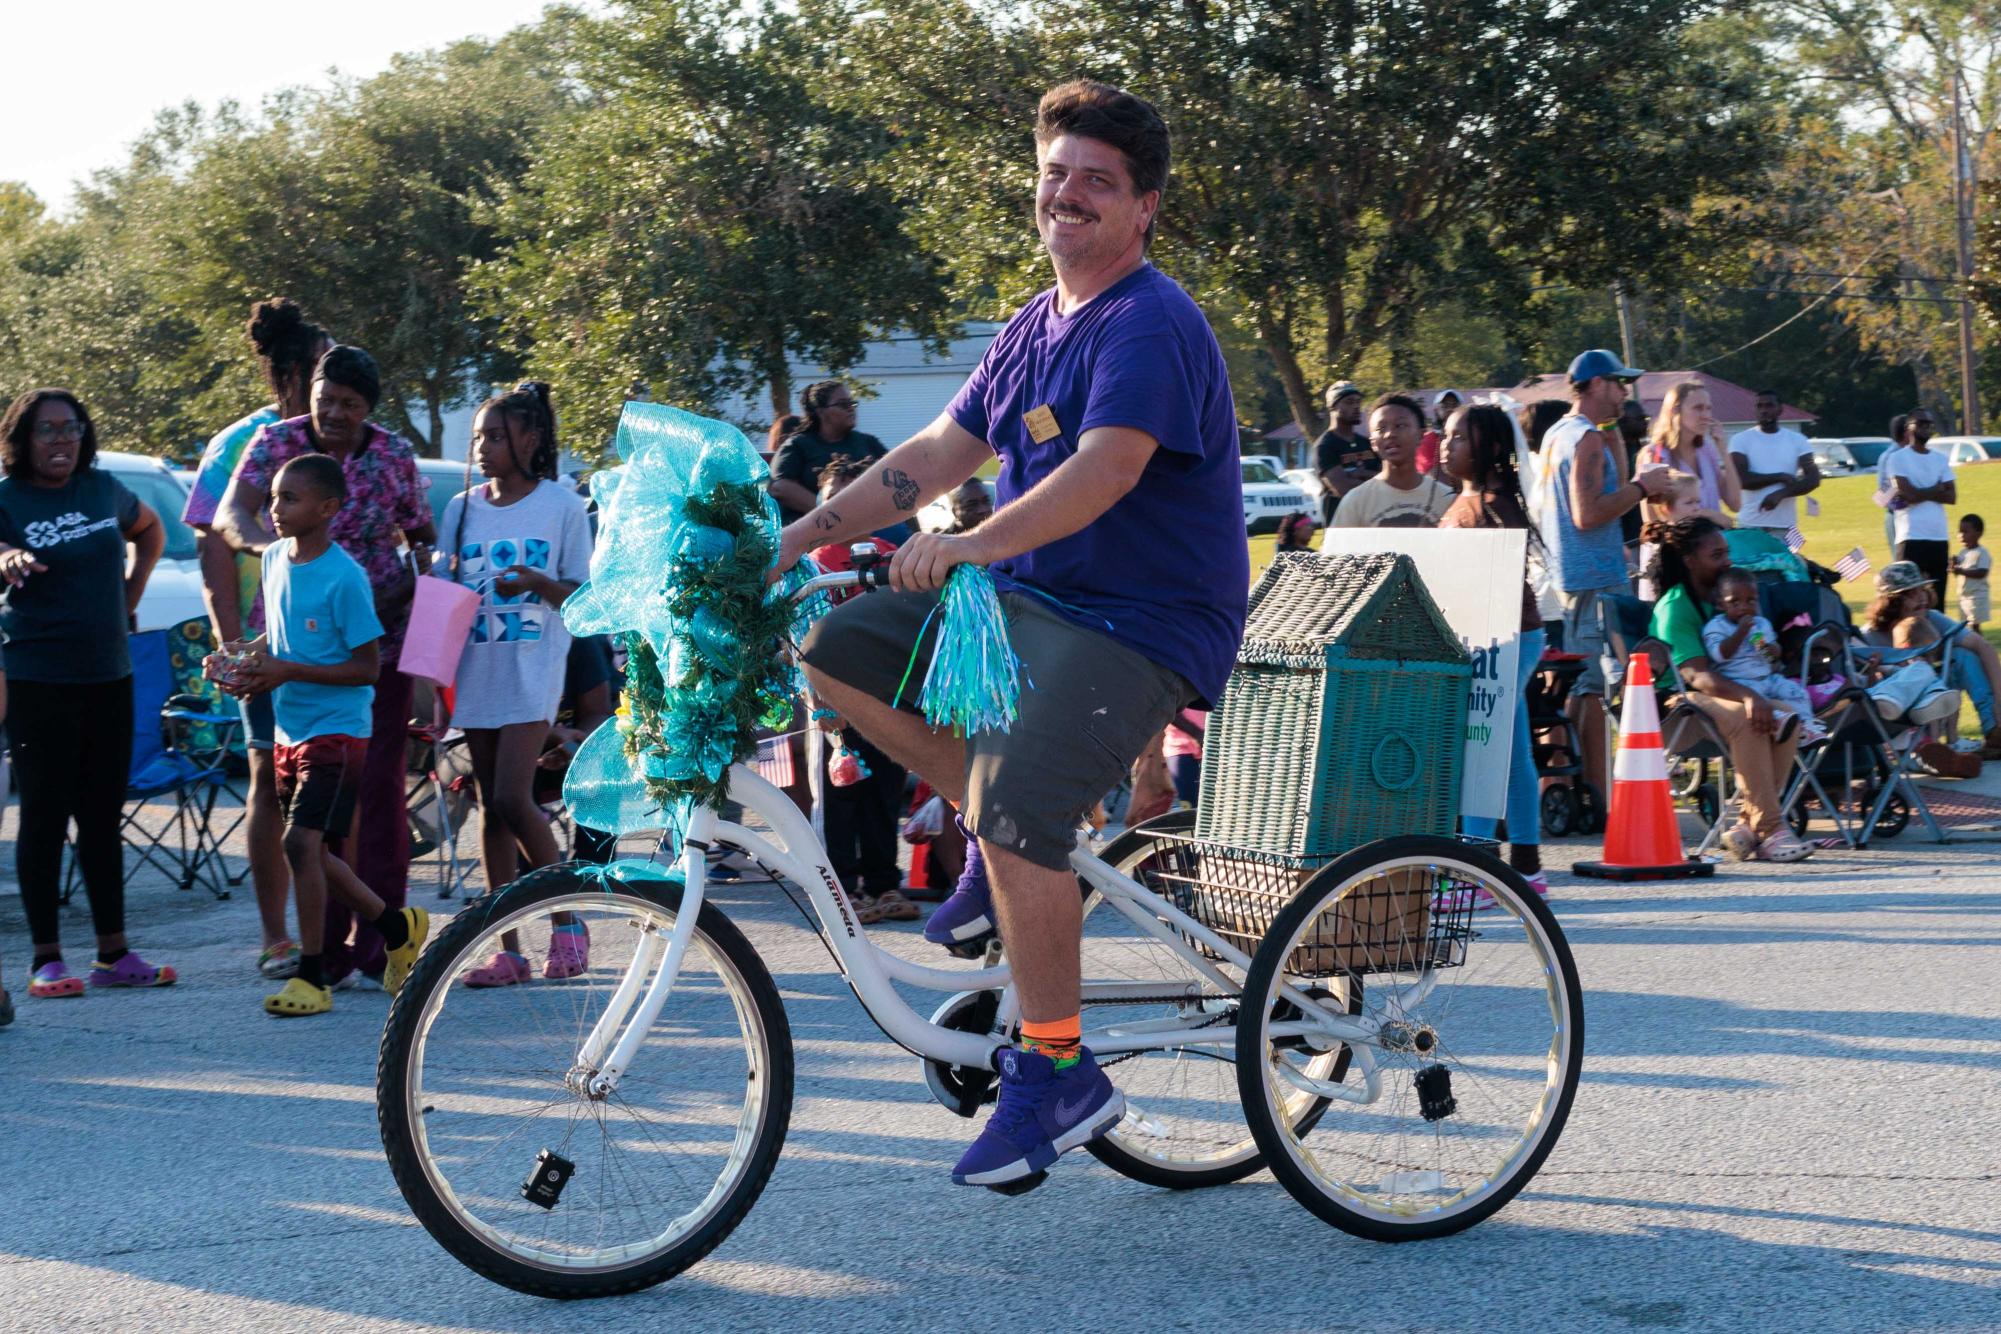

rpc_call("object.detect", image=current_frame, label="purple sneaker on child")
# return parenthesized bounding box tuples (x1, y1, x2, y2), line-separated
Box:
(923, 815, 994, 949)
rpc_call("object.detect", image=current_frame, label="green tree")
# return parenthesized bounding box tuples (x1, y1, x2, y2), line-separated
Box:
(151, 28, 576, 453)
(1761, 0, 2000, 426)
(475, 0, 958, 455)
(820, 0, 1783, 434)
(0, 141, 225, 459)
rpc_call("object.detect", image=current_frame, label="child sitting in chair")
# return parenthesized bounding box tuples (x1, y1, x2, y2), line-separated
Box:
(1701, 569, 1826, 743)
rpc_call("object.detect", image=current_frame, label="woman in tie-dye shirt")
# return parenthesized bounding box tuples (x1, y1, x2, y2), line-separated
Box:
(181, 298, 331, 980)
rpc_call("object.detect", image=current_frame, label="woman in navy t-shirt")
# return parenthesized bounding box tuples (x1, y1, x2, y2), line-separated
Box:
(0, 389, 172, 999)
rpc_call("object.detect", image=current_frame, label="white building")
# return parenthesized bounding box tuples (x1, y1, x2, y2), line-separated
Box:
(720, 323, 1003, 448)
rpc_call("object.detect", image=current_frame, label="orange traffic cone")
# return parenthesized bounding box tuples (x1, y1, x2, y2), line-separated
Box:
(1575, 653, 1715, 881)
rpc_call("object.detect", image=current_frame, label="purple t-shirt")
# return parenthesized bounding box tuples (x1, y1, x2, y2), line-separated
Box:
(947, 264, 1247, 704)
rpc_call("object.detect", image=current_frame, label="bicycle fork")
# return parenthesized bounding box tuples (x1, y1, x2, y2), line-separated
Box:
(566, 812, 716, 1100)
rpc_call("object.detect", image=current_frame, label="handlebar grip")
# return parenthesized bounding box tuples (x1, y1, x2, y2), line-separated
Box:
(862, 564, 893, 589)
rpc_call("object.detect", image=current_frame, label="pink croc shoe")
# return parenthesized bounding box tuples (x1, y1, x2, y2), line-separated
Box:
(462, 951, 532, 989)
(543, 922, 590, 980)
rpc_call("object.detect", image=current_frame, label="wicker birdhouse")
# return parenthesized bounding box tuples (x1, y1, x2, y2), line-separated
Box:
(1194, 551, 1471, 858)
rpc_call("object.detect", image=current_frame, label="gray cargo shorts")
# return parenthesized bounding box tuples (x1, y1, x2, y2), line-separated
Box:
(799, 587, 1193, 870)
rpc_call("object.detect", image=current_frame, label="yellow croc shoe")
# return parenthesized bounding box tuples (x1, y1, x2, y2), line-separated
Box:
(384, 907, 431, 997)
(264, 977, 332, 1018)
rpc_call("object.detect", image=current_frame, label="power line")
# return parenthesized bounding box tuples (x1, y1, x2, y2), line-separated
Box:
(1684, 250, 1884, 371)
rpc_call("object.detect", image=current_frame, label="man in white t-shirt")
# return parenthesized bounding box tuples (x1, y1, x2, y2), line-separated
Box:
(1332, 392, 1453, 529)
(1728, 389, 1820, 531)
(1886, 407, 1956, 591)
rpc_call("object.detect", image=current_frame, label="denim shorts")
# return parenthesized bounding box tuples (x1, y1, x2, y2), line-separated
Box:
(1559, 583, 1627, 697)
(800, 587, 1192, 870)
(239, 691, 276, 752)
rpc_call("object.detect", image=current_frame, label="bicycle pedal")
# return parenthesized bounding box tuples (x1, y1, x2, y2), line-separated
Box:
(944, 932, 997, 961)
(986, 1169, 1049, 1197)
(954, 1068, 996, 1118)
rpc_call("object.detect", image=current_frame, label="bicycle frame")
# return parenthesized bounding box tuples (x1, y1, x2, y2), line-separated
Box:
(571, 763, 1400, 1104)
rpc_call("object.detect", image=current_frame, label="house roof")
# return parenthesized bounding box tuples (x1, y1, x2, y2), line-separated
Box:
(1240, 551, 1466, 667)
(1495, 371, 1816, 425)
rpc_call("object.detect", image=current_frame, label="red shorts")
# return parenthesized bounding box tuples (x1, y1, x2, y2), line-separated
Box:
(274, 734, 368, 835)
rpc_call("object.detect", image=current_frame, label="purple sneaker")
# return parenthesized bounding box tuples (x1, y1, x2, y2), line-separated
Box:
(924, 817, 994, 950)
(952, 1046, 1123, 1190)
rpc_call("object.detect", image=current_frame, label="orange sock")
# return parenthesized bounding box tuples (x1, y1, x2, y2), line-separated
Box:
(1020, 1016, 1082, 1069)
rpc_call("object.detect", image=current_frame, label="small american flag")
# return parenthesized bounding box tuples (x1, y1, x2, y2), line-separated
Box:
(1834, 548, 1872, 582)
(1783, 525, 1806, 552)
(753, 733, 796, 787)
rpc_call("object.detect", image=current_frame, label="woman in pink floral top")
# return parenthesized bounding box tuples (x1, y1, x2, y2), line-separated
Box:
(218, 345, 437, 987)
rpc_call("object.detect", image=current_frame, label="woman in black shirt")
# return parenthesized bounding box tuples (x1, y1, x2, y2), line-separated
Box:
(0, 390, 170, 998)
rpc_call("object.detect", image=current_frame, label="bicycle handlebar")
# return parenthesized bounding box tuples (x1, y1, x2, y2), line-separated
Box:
(787, 564, 890, 602)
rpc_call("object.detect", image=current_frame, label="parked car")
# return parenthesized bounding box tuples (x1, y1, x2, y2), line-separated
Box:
(1811, 436, 1897, 477)
(1281, 467, 1323, 501)
(1933, 436, 2001, 468)
(1243, 453, 1290, 478)
(1242, 460, 1315, 534)
(415, 457, 475, 536)
(99, 450, 207, 633)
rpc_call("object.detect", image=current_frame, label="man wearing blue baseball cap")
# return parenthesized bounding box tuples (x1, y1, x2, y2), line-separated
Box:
(1534, 349, 1670, 801)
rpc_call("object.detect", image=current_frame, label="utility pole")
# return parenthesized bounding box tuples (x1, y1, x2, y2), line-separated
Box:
(1953, 65, 1983, 433)
(1614, 284, 1638, 369)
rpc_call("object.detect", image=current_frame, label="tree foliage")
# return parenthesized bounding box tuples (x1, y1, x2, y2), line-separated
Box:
(474, 0, 957, 455)
(1760, 0, 2001, 424)
(149, 30, 577, 453)
(818, 0, 1783, 432)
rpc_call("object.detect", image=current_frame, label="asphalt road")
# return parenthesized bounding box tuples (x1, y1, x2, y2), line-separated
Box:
(4, 808, 2000, 1333)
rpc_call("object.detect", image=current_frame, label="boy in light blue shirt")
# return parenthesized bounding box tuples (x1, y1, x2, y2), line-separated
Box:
(220, 454, 428, 1016)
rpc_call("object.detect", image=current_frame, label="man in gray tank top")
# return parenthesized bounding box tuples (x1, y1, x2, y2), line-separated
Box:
(1534, 349, 1670, 801)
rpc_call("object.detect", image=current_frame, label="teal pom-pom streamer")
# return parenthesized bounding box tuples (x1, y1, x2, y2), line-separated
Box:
(916, 565, 1021, 734)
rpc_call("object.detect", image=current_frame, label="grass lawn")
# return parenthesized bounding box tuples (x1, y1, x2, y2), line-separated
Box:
(1247, 464, 2001, 731)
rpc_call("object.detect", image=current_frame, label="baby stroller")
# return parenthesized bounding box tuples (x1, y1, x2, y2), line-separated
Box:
(1526, 648, 1601, 835)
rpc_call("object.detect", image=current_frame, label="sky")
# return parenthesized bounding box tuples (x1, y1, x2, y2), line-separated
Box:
(5, 0, 569, 215)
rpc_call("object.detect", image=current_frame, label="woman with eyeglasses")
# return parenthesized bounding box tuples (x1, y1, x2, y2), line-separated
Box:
(0, 389, 172, 1000)
(767, 381, 888, 525)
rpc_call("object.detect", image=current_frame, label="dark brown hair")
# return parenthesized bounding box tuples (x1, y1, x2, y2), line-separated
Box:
(1369, 392, 1425, 430)
(1035, 80, 1170, 246)
(798, 381, 852, 438)
(1, 389, 97, 480)
(766, 413, 802, 452)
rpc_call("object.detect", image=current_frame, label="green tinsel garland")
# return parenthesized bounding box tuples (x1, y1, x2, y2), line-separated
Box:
(613, 478, 808, 817)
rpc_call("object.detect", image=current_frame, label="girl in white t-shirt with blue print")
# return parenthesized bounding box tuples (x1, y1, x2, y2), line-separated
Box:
(439, 383, 595, 988)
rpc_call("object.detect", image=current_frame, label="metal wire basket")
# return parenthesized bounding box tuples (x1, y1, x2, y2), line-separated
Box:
(1128, 833, 1477, 979)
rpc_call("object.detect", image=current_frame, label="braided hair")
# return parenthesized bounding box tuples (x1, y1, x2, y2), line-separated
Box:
(1641, 515, 1725, 598)
(475, 381, 560, 481)
(452, 382, 561, 582)
(1458, 403, 1545, 556)
(818, 452, 873, 497)
(245, 297, 329, 411)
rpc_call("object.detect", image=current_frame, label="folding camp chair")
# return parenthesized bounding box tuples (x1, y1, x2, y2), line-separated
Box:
(407, 720, 478, 900)
(164, 615, 250, 885)
(66, 629, 241, 903)
(1776, 591, 1954, 848)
